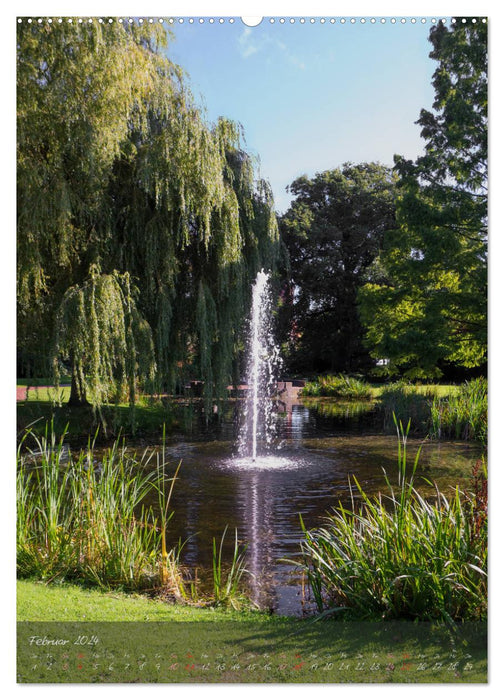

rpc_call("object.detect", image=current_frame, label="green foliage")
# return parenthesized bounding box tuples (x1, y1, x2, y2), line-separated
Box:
(17, 426, 183, 593)
(359, 21, 487, 376)
(300, 374, 373, 400)
(53, 265, 155, 408)
(211, 526, 250, 610)
(298, 421, 487, 621)
(17, 19, 279, 405)
(430, 377, 487, 444)
(378, 383, 436, 434)
(280, 163, 397, 374)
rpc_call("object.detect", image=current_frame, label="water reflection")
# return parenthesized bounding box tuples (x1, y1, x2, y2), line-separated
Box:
(242, 471, 276, 608)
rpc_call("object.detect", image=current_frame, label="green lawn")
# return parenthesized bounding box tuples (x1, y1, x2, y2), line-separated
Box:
(16, 581, 486, 683)
(18, 385, 71, 402)
(17, 376, 71, 386)
(17, 580, 261, 622)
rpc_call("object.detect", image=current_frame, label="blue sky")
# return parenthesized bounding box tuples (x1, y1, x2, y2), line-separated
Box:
(166, 18, 438, 212)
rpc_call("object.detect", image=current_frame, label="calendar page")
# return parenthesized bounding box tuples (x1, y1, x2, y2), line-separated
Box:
(15, 10, 488, 685)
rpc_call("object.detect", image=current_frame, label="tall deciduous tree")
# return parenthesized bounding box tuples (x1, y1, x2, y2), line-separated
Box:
(359, 19, 487, 378)
(17, 19, 279, 407)
(279, 163, 397, 373)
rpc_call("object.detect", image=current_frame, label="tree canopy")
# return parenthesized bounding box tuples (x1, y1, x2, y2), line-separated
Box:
(279, 163, 397, 374)
(358, 20, 487, 378)
(17, 19, 279, 407)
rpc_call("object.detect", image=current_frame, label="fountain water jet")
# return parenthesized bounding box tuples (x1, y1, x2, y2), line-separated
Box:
(238, 270, 281, 463)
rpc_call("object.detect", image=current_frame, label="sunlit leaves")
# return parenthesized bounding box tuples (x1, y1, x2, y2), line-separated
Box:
(53, 266, 155, 407)
(359, 21, 487, 377)
(17, 20, 280, 402)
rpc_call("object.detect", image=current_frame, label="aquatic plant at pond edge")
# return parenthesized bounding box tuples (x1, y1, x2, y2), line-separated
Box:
(17, 425, 255, 609)
(296, 417, 487, 622)
(377, 380, 487, 443)
(430, 378, 487, 444)
(300, 374, 373, 400)
(212, 526, 250, 610)
(378, 382, 436, 433)
(16, 426, 183, 594)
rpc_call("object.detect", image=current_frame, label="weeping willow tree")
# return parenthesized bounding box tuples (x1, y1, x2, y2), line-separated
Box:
(53, 265, 155, 408)
(17, 18, 279, 408)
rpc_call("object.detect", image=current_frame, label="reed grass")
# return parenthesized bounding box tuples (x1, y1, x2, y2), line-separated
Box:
(378, 382, 435, 433)
(211, 526, 250, 610)
(17, 425, 183, 593)
(298, 417, 487, 622)
(17, 425, 253, 610)
(301, 374, 373, 400)
(430, 377, 487, 444)
(377, 379, 487, 443)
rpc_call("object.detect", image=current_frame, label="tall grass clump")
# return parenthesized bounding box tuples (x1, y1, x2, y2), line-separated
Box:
(378, 382, 435, 433)
(298, 418, 487, 622)
(211, 526, 250, 610)
(301, 374, 373, 400)
(430, 377, 487, 444)
(17, 425, 183, 594)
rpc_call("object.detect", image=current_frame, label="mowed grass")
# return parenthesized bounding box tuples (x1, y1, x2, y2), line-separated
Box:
(16, 580, 259, 622)
(17, 581, 486, 683)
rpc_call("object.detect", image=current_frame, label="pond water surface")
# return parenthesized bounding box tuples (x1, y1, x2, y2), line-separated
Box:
(135, 399, 483, 616)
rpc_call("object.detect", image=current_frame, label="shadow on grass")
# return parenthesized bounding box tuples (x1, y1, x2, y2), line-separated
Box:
(17, 618, 487, 683)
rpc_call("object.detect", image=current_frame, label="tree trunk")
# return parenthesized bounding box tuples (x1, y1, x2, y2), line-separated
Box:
(67, 356, 90, 407)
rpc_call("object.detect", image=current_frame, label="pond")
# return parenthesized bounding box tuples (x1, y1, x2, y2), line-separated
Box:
(143, 398, 482, 616)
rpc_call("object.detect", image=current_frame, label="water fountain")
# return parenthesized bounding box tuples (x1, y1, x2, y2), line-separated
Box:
(160, 269, 480, 612)
(237, 270, 283, 466)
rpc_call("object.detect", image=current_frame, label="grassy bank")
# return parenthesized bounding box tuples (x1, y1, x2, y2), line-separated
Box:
(376, 379, 487, 444)
(300, 377, 487, 444)
(16, 580, 259, 622)
(17, 581, 486, 683)
(16, 394, 180, 439)
(301, 374, 374, 399)
(430, 377, 487, 443)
